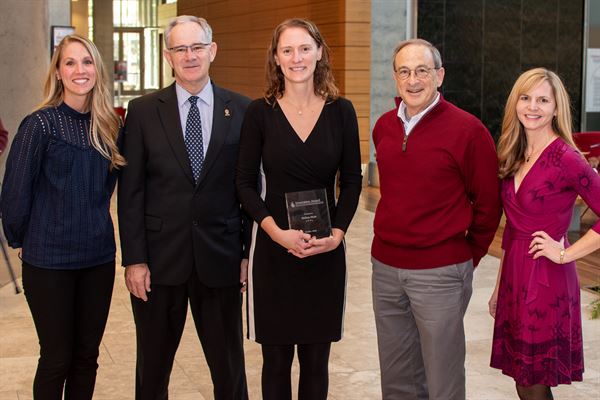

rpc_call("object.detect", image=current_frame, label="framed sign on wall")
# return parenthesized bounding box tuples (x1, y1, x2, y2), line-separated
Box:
(51, 25, 75, 57)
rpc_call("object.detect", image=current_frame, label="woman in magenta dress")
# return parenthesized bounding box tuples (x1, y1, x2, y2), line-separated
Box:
(489, 68, 600, 400)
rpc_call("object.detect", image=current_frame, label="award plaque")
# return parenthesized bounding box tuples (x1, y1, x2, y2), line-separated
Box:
(285, 189, 332, 238)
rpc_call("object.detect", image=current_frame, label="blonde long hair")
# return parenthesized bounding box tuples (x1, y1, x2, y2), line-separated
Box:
(39, 34, 125, 169)
(497, 68, 577, 179)
(264, 18, 339, 103)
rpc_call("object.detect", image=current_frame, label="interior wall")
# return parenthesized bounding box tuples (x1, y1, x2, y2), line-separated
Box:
(178, 0, 371, 162)
(158, 2, 178, 88)
(72, 0, 89, 37)
(93, 0, 115, 86)
(343, 0, 371, 161)
(584, 0, 600, 130)
(369, 0, 407, 186)
(418, 0, 584, 139)
(0, 0, 70, 178)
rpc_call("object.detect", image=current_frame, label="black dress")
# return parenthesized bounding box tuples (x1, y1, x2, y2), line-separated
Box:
(236, 97, 362, 344)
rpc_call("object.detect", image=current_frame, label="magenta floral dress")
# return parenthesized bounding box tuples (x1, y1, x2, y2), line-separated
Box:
(491, 138, 600, 386)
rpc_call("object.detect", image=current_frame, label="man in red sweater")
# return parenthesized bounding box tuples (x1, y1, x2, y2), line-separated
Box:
(371, 39, 501, 400)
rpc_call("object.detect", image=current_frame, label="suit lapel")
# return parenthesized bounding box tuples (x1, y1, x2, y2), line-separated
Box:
(196, 84, 232, 187)
(157, 84, 195, 184)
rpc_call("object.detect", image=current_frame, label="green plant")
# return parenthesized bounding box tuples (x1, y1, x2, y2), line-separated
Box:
(591, 299, 600, 320)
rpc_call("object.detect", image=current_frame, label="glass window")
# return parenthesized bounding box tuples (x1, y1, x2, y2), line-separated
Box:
(114, 0, 157, 28)
(583, 0, 600, 130)
(112, 0, 159, 102)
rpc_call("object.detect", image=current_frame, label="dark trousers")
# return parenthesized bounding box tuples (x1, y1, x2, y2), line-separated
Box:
(22, 261, 115, 400)
(261, 342, 331, 400)
(131, 269, 248, 400)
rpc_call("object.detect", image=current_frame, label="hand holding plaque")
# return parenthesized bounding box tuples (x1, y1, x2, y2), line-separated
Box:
(285, 189, 332, 239)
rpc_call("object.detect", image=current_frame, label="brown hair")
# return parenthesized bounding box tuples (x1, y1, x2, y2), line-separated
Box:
(264, 18, 339, 103)
(40, 34, 125, 169)
(497, 68, 577, 179)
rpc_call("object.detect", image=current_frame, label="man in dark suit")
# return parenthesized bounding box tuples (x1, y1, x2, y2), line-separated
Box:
(118, 15, 250, 400)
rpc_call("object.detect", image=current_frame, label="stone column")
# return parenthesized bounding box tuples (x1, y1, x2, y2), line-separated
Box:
(369, 0, 410, 186)
(93, 0, 114, 90)
(0, 0, 70, 174)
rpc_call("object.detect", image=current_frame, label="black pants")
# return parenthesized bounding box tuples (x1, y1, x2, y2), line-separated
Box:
(261, 342, 331, 400)
(22, 261, 115, 400)
(131, 269, 248, 400)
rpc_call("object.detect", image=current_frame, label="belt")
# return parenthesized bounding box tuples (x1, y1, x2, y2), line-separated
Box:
(508, 229, 566, 305)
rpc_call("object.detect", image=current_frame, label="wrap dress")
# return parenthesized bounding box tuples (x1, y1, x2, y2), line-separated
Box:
(491, 138, 600, 386)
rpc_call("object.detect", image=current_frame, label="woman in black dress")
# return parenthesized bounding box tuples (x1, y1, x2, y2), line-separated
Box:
(236, 18, 362, 400)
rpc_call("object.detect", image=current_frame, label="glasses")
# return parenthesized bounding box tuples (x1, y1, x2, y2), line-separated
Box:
(168, 43, 211, 56)
(395, 66, 438, 80)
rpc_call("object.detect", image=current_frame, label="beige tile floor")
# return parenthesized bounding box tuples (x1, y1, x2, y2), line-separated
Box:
(0, 207, 599, 399)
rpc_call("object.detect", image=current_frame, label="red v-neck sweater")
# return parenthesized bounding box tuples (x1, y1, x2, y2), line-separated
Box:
(372, 96, 501, 269)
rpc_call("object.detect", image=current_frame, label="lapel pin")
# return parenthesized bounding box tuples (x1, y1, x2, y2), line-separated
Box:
(224, 108, 231, 117)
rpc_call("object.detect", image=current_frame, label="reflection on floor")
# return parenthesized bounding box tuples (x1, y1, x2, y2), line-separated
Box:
(0, 208, 599, 399)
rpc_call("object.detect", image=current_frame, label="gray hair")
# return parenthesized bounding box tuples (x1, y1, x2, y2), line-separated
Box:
(392, 38, 442, 70)
(164, 15, 213, 48)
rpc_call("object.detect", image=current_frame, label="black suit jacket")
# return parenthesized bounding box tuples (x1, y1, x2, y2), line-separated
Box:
(118, 83, 251, 287)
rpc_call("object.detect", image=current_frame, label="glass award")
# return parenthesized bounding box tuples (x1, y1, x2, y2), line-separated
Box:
(285, 188, 332, 238)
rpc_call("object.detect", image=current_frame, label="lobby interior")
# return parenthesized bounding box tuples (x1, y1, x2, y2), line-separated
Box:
(1, 0, 599, 399)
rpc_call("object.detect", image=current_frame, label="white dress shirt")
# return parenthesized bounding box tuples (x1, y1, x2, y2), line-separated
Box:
(397, 92, 440, 136)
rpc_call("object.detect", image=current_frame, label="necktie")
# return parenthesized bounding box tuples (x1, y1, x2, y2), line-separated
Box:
(185, 96, 204, 183)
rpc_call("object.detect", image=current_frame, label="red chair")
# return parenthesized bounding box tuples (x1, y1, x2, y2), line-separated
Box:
(114, 106, 126, 123)
(572, 132, 600, 222)
(573, 131, 600, 159)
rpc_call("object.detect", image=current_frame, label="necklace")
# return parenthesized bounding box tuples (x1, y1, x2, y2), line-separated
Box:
(282, 97, 312, 116)
(525, 136, 554, 163)
(288, 101, 305, 115)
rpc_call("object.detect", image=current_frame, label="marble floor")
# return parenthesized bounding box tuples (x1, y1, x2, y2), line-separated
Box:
(0, 207, 599, 399)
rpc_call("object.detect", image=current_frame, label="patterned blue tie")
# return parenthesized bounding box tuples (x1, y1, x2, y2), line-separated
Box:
(185, 96, 204, 183)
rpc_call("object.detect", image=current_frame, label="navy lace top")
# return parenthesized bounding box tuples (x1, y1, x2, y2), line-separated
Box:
(0, 103, 118, 269)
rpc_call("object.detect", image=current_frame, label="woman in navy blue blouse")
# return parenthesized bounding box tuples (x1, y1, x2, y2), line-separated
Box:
(0, 35, 125, 399)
